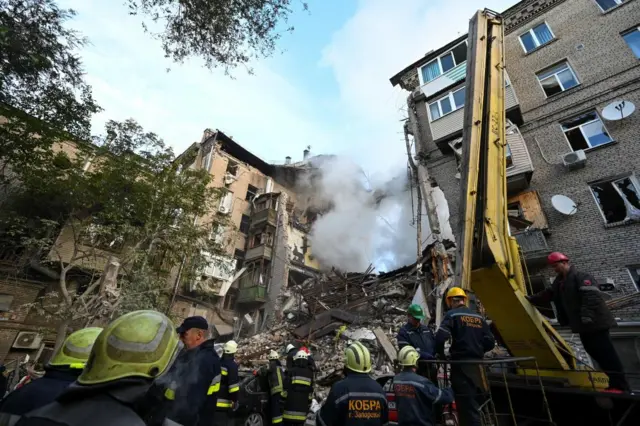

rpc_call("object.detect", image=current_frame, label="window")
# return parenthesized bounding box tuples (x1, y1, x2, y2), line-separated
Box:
(536, 62, 579, 96)
(429, 86, 466, 120)
(201, 149, 212, 171)
(561, 111, 612, 151)
(419, 41, 468, 83)
(623, 27, 640, 58)
(246, 184, 258, 201)
(234, 249, 245, 271)
(226, 160, 238, 176)
(224, 288, 239, 309)
(519, 22, 554, 53)
(628, 265, 640, 291)
(590, 175, 640, 224)
(0, 295, 13, 312)
(239, 215, 250, 234)
(251, 233, 262, 248)
(506, 144, 514, 169)
(595, 0, 627, 12)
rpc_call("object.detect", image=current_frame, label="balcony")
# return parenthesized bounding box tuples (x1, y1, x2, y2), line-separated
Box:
(245, 245, 272, 261)
(237, 285, 267, 304)
(421, 62, 467, 98)
(514, 229, 551, 268)
(251, 208, 276, 228)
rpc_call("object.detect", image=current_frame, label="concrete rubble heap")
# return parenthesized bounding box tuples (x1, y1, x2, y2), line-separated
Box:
(235, 264, 424, 399)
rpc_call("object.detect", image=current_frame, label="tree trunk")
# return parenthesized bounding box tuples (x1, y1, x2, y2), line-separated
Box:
(53, 319, 70, 354)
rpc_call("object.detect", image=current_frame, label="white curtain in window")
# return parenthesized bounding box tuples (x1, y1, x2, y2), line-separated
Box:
(421, 61, 440, 83)
(533, 24, 554, 45)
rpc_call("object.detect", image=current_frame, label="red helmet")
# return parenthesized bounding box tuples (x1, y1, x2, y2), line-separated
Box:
(548, 252, 569, 265)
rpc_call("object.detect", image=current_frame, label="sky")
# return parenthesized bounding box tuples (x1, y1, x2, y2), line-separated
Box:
(59, 0, 518, 182)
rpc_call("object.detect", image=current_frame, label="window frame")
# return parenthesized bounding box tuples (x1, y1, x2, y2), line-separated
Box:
(428, 86, 466, 121)
(594, 0, 626, 13)
(518, 22, 555, 53)
(622, 26, 640, 58)
(246, 184, 258, 201)
(418, 40, 468, 85)
(505, 144, 515, 170)
(627, 265, 640, 292)
(536, 61, 580, 97)
(560, 111, 613, 152)
(239, 214, 250, 234)
(589, 174, 640, 224)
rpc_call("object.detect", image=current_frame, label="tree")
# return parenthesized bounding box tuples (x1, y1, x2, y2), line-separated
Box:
(126, 0, 308, 72)
(4, 119, 234, 350)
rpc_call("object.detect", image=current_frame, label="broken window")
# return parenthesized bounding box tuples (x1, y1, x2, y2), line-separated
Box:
(226, 160, 238, 176)
(561, 111, 612, 151)
(507, 201, 533, 231)
(506, 144, 514, 168)
(627, 265, 640, 292)
(536, 62, 579, 97)
(234, 249, 245, 271)
(251, 233, 262, 248)
(239, 215, 250, 234)
(224, 288, 238, 309)
(255, 200, 268, 212)
(590, 175, 640, 224)
(246, 184, 258, 201)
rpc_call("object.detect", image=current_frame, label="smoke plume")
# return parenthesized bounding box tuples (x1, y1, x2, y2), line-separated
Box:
(298, 156, 426, 272)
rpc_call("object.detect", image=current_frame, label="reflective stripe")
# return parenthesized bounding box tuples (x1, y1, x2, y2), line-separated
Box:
(450, 312, 483, 319)
(283, 411, 307, 421)
(229, 383, 240, 393)
(580, 286, 599, 292)
(397, 340, 409, 346)
(107, 316, 169, 352)
(216, 398, 233, 408)
(164, 388, 175, 400)
(207, 374, 222, 395)
(271, 385, 283, 395)
(281, 390, 288, 398)
(69, 362, 85, 369)
(292, 379, 312, 386)
(272, 416, 283, 424)
(433, 388, 442, 404)
(335, 392, 386, 405)
(436, 326, 451, 335)
(221, 366, 228, 376)
(393, 380, 425, 389)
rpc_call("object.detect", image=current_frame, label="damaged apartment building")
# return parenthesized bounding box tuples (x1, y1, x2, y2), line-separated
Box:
(172, 130, 323, 335)
(390, 0, 640, 366)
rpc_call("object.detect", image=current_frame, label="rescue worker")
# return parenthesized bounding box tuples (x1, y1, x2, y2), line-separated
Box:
(283, 351, 313, 426)
(435, 287, 495, 426)
(285, 344, 298, 371)
(393, 346, 454, 426)
(15, 310, 182, 426)
(316, 341, 388, 426)
(212, 340, 240, 426)
(0, 328, 102, 426)
(527, 252, 629, 392)
(265, 350, 284, 425)
(298, 347, 317, 373)
(163, 316, 222, 426)
(397, 304, 435, 378)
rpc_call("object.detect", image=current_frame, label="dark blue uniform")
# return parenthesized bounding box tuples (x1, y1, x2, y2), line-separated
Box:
(212, 354, 240, 426)
(283, 361, 313, 425)
(435, 306, 495, 426)
(0, 368, 80, 426)
(163, 339, 222, 426)
(316, 373, 388, 426)
(397, 323, 435, 360)
(392, 370, 454, 426)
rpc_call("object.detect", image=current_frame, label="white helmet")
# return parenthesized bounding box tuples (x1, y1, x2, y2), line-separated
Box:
(223, 340, 238, 354)
(286, 344, 295, 353)
(294, 350, 309, 361)
(268, 350, 279, 360)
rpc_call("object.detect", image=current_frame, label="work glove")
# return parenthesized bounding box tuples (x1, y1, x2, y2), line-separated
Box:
(232, 401, 240, 412)
(581, 317, 593, 325)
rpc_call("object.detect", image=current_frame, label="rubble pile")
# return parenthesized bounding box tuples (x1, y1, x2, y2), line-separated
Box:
(236, 265, 424, 395)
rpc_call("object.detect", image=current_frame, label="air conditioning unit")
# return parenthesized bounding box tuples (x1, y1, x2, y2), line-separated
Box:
(224, 173, 237, 185)
(218, 205, 230, 215)
(13, 332, 43, 349)
(562, 150, 586, 170)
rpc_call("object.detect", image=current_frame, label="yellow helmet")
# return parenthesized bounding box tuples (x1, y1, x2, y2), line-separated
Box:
(345, 341, 372, 373)
(223, 340, 238, 354)
(397, 346, 419, 367)
(78, 310, 182, 385)
(49, 327, 103, 369)
(446, 287, 468, 307)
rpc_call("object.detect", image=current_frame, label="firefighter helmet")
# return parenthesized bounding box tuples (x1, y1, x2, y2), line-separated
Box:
(548, 252, 569, 264)
(397, 346, 420, 367)
(49, 327, 103, 369)
(78, 310, 182, 385)
(345, 341, 372, 374)
(294, 350, 308, 361)
(223, 340, 238, 354)
(268, 350, 279, 360)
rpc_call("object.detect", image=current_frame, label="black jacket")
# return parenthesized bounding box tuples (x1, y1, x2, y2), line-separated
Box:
(283, 361, 313, 423)
(215, 354, 240, 410)
(397, 323, 436, 360)
(0, 368, 81, 426)
(316, 372, 388, 426)
(14, 380, 149, 426)
(392, 370, 454, 426)
(435, 306, 495, 360)
(163, 339, 221, 426)
(529, 266, 616, 333)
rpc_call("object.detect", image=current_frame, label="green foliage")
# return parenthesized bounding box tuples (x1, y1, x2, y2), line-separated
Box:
(126, 0, 308, 72)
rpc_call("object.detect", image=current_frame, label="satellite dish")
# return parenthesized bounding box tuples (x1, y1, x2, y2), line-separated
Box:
(601, 100, 635, 121)
(552, 195, 578, 216)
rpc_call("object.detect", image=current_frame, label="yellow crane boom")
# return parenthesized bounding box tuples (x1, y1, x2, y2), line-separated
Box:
(457, 10, 607, 388)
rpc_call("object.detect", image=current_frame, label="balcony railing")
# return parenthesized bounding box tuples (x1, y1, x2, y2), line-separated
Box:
(514, 229, 550, 267)
(237, 285, 267, 304)
(251, 208, 277, 228)
(245, 245, 272, 261)
(421, 62, 467, 98)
